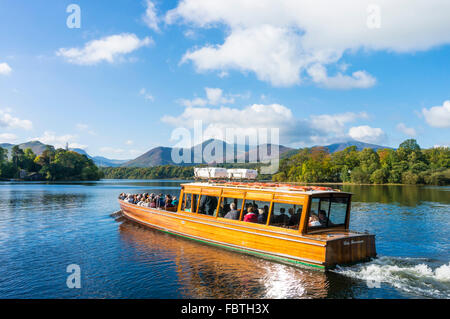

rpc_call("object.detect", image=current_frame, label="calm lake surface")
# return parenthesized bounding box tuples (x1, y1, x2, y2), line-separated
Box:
(0, 180, 449, 299)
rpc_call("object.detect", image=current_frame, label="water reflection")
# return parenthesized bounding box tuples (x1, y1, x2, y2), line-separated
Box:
(337, 185, 450, 206)
(118, 221, 353, 298)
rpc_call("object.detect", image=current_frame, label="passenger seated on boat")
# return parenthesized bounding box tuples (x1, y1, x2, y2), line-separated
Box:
(150, 198, 157, 208)
(243, 206, 258, 223)
(140, 199, 150, 207)
(199, 195, 218, 215)
(158, 194, 165, 207)
(318, 210, 333, 226)
(165, 195, 174, 208)
(289, 207, 302, 227)
(137, 195, 148, 206)
(224, 202, 239, 220)
(308, 212, 321, 227)
(243, 203, 253, 216)
(125, 195, 133, 203)
(257, 206, 268, 224)
(274, 208, 290, 226)
(171, 196, 178, 207)
(256, 208, 266, 224)
(217, 200, 226, 217)
(184, 197, 191, 212)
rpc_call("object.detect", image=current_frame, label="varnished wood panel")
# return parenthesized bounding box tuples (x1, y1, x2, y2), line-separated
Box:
(120, 202, 327, 266)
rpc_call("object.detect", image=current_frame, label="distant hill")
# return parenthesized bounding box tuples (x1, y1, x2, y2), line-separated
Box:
(90, 156, 129, 167)
(121, 146, 175, 167)
(0, 141, 127, 167)
(0, 141, 54, 159)
(121, 139, 295, 167)
(68, 148, 128, 167)
(322, 141, 393, 153)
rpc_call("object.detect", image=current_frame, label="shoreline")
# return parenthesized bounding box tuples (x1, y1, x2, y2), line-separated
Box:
(1, 178, 446, 186)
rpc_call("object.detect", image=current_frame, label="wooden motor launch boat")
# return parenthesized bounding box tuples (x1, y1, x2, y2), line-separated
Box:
(118, 168, 376, 270)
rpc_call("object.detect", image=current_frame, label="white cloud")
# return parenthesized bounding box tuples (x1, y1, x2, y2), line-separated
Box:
(126, 140, 134, 145)
(76, 123, 89, 131)
(167, 0, 450, 87)
(32, 131, 85, 149)
(68, 143, 88, 150)
(310, 112, 368, 135)
(76, 123, 96, 135)
(164, 103, 296, 145)
(139, 88, 155, 102)
(307, 64, 376, 89)
(99, 147, 143, 158)
(0, 109, 33, 130)
(396, 123, 417, 136)
(143, 0, 160, 31)
(0, 62, 12, 75)
(0, 133, 18, 143)
(179, 87, 235, 107)
(56, 33, 152, 65)
(422, 100, 450, 128)
(183, 29, 197, 39)
(205, 88, 234, 105)
(180, 25, 306, 87)
(348, 125, 385, 144)
(163, 102, 374, 145)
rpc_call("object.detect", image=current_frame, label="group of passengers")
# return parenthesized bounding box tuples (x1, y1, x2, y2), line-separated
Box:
(118, 193, 178, 209)
(222, 201, 301, 228)
(119, 191, 331, 228)
(308, 210, 332, 227)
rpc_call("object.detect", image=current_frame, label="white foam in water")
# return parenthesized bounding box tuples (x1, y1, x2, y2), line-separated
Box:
(435, 263, 450, 281)
(333, 256, 450, 298)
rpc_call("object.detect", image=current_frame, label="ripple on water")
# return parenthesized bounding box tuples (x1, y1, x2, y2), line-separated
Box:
(332, 256, 450, 298)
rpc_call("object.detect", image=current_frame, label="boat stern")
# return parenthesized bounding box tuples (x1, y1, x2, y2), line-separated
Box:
(324, 232, 376, 268)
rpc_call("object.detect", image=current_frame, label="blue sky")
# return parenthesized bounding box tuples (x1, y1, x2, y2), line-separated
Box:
(0, 0, 449, 159)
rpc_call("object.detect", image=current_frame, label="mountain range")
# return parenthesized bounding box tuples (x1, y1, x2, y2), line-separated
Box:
(121, 139, 295, 167)
(0, 139, 392, 168)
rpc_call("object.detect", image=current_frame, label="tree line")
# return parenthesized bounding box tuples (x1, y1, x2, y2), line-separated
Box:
(273, 139, 449, 185)
(99, 139, 449, 185)
(101, 165, 194, 179)
(0, 145, 103, 181)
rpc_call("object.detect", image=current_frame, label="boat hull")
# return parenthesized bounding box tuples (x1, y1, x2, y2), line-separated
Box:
(119, 201, 375, 270)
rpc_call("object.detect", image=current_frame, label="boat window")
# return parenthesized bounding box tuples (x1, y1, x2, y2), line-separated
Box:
(218, 197, 244, 220)
(308, 196, 348, 230)
(270, 202, 303, 229)
(182, 193, 198, 213)
(198, 195, 219, 216)
(329, 197, 348, 225)
(242, 200, 271, 224)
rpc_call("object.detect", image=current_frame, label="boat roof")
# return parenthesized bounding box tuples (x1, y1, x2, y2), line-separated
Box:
(181, 181, 351, 196)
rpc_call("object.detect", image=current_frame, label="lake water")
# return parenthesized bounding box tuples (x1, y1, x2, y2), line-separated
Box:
(0, 180, 449, 299)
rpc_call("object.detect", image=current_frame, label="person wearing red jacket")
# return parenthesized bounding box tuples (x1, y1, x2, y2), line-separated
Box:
(243, 206, 258, 223)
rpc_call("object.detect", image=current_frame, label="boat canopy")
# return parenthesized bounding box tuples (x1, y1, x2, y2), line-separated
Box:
(194, 167, 258, 180)
(183, 181, 346, 196)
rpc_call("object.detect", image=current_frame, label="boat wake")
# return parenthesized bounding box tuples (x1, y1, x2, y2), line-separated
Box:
(332, 256, 450, 298)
